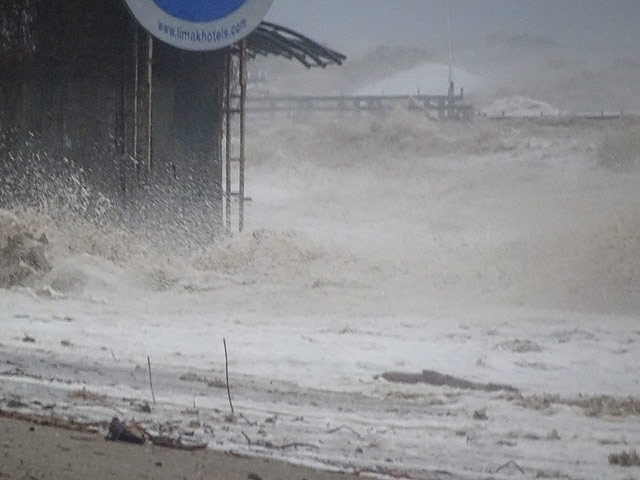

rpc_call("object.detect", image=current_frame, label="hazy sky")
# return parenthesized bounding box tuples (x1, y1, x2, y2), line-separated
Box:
(265, 0, 640, 55)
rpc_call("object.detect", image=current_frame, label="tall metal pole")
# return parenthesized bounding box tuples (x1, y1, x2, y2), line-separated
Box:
(225, 50, 232, 232)
(238, 39, 247, 233)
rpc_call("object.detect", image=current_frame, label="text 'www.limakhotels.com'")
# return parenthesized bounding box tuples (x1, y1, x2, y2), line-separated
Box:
(158, 18, 248, 44)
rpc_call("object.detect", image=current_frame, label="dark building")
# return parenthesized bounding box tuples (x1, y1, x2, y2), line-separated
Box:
(0, 1, 344, 233)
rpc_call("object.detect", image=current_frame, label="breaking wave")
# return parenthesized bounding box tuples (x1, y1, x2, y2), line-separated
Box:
(0, 209, 50, 288)
(1, 113, 639, 315)
(0, 204, 363, 301)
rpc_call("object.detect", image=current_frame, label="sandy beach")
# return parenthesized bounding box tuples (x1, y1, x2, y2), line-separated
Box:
(0, 415, 360, 480)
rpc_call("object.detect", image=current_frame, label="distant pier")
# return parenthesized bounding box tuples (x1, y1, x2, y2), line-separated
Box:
(246, 91, 473, 120)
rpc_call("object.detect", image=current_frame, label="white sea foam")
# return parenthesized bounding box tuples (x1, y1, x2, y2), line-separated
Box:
(2, 113, 639, 315)
(481, 95, 563, 117)
(2, 111, 640, 480)
(356, 62, 482, 96)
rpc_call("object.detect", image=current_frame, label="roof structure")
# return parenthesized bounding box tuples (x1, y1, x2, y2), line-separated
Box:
(0, 2, 345, 69)
(247, 21, 346, 68)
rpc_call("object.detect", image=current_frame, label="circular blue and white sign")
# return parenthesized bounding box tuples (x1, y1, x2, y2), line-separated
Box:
(123, 0, 273, 51)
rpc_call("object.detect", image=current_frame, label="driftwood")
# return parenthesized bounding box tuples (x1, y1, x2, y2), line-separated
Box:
(263, 441, 319, 451)
(105, 417, 145, 444)
(608, 449, 640, 467)
(106, 416, 207, 450)
(495, 460, 525, 474)
(238, 413, 257, 426)
(380, 369, 518, 393)
(241, 430, 252, 447)
(149, 435, 207, 451)
(354, 465, 452, 480)
(326, 424, 363, 439)
(3, 407, 205, 452)
(240, 431, 317, 451)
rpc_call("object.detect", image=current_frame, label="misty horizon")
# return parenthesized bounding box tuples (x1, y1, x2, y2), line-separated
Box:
(260, 0, 640, 113)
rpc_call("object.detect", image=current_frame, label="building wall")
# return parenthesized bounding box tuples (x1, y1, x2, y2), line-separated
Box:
(0, 0, 226, 229)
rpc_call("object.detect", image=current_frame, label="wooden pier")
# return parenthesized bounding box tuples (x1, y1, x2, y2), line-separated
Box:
(246, 91, 473, 120)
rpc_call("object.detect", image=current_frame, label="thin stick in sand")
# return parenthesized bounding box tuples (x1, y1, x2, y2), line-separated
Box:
(223, 338, 234, 415)
(147, 355, 156, 404)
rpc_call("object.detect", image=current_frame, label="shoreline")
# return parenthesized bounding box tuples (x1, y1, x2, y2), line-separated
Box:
(0, 415, 361, 480)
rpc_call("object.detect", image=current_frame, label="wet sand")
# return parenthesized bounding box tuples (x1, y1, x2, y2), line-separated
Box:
(0, 417, 359, 480)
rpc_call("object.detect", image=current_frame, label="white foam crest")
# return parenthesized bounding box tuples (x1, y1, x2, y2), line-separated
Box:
(246, 114, 640, 315)
(2, 115, 639, 315)
(481, 95, 563, 117)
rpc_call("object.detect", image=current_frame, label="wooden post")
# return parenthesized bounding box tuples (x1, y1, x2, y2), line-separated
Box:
(118, 47, 127, 193)
(133, 28, 140, 184)
(238, 39, 247, 233)
(225, 50, 232, 232)
(146, 34, 153, 180)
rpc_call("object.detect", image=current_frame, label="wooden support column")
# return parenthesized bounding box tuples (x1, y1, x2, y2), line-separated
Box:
(146, 34, 153, 180)
(133, 28, 140, 184)
(238, 39, 247, 233)
(225, 49, 232, 232)
(117, 24, 153, 193)
(117, 53, 128, 193)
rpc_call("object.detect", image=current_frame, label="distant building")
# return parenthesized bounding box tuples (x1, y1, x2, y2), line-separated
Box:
(0, 1, 344, 232)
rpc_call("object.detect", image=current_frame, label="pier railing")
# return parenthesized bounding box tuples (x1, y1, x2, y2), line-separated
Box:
(245, 92, 473, 120)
